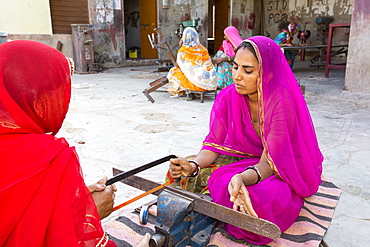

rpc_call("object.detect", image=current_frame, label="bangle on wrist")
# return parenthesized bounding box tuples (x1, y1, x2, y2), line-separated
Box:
(188, 160, 200, 177)
(245, 166, 262, 184)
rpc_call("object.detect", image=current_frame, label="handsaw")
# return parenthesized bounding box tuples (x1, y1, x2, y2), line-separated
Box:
(112, 168, 282, 239)
(106, 155, 180, 211)
(106, 154, 177, 185)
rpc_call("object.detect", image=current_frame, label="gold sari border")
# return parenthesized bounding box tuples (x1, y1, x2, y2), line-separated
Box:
(0, 121, 20, 129)
(203, 142, 258, 158)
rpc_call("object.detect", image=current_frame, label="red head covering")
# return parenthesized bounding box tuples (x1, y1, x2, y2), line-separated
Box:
(0, 41, 111, 246)
(0, 40, 72, 135)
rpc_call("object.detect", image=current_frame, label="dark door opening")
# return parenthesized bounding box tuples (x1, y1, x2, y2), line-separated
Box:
(124, 0, 157, 59)
(208, 0, 229, 56)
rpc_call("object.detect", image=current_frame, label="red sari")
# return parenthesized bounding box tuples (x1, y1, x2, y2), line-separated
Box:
(0, 40, 115, 246)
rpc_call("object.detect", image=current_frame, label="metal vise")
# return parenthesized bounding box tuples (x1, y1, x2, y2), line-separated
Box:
(149, 189, 218, 247)
(111, 166, 280, 247)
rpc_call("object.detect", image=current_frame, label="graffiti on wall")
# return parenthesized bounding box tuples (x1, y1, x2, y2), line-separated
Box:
(312, 0, 353, 16)
(245, 13, 256, 30)
(230, 0, 256, 36)
(266, 0, 289, 24)
(333, 0, 353, 16)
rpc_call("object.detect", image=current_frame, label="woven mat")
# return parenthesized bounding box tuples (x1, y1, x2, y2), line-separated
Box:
(104, 176, 340, 247)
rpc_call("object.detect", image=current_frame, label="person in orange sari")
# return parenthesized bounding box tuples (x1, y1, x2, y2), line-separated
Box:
(167, 27, 217, 97)
(0, 40, 150, 247)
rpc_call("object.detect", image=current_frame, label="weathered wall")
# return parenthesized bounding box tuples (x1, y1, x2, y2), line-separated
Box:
(8, 34, 73, 58)
(0, 0, 52, 34)
(190, 0, 208, 44)
(0, 0, 357, 69)
(157, 0, 204, 60)
(157, 0, 257, 54)
(231, 0, 259, 38)
(89, 0, 126, 68)
(86, 0, 355, 67)
(263, 0, 353, 45)
(345, 0, 370, 93)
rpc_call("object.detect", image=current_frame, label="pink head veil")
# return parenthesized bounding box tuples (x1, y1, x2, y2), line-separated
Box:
(223, 26, 243, 57)
(204, 36, 323, 198)
(249, 36, 322, 197)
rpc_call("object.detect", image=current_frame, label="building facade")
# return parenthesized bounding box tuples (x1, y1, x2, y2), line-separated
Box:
(1, 0, 369, 92)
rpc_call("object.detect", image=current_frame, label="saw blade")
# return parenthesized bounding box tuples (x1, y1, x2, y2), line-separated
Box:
(106, 155, 176, 185)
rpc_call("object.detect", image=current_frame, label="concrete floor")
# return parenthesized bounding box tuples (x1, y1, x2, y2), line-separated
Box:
(58, 60, 370, 246)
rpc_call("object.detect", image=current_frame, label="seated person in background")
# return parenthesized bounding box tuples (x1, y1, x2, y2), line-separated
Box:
(274, 22, 300, 70)
(167, 27, 217, 98)
(212, 26, 243, 88)
(0, 40, 149, 247)
(166, 36, 323, 245)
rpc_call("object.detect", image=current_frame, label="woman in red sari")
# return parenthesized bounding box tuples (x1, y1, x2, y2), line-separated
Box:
(168, 36, 323, 245)
(0, 40, 134, 246)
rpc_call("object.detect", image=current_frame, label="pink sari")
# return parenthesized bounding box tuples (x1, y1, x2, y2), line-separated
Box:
(204, 36, 323, 245)
(220, 26, 243, 57)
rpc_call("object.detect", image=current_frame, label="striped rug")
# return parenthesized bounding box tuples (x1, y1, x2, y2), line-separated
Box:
(104, 176, 340, 247)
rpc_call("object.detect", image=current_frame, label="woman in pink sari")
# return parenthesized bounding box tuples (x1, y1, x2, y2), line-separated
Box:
(168, 36, 323, 245)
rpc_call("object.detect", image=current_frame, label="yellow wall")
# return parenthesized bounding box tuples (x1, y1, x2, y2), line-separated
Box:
(0, 0, 52, 34)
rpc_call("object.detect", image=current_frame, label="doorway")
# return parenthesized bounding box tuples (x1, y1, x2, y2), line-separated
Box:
(208, 0, 229, 55)
(124, 0, 157, 59)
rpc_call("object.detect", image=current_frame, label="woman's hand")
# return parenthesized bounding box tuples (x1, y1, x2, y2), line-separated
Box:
(228, 174, 258, 217)
(88, 177, 117, 219)
(212, 57, 223, 64)
(169, 157, 195, 178)
(213, 57, 230, 65)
